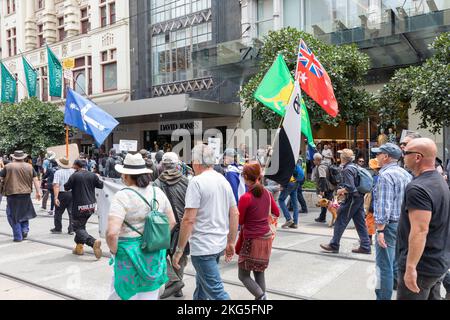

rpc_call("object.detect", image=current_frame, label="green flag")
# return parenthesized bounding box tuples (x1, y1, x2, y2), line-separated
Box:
(254, 54, 294, 116)
(300, 98, 315, 148)
(47, 46, 63, 97)
(1, 62, 16, 104)
(22, 57, 38, 98)
(254, 54, 316, 147)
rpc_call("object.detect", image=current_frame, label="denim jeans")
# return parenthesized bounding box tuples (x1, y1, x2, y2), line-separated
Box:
(375, 222, 398, 300)
(278, 182, 299, 224)
(330, 195, 371, 251)
(297, 184, 308, 212)
(191, 252, 230, 300)
(6, 204, 29, 241)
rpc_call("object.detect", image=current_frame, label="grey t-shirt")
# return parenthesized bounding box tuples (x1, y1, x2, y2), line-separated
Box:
(185, 169, 237, 256)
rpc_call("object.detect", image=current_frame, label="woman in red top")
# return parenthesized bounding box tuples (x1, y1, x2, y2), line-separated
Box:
(237, 163, 280, 300)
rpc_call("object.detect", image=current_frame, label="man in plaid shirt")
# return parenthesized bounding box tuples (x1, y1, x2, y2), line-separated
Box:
(372, 143, 412, 300)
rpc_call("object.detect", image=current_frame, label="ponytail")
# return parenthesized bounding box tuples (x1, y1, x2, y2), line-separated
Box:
(251, 181, 264, 198)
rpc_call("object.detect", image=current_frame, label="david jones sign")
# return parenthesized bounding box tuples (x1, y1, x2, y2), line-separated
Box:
(159, 120, 202, 135)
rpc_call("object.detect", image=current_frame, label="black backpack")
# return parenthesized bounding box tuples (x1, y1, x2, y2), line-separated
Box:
(328, 164, 342, 186)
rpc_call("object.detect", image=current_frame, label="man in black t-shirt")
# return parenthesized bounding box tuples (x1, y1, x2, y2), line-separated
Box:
(64, 160, 104, 259)
(397, 138, 450, 300)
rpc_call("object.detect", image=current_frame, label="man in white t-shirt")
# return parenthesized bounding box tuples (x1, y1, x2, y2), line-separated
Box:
(172, 144, 239, 300)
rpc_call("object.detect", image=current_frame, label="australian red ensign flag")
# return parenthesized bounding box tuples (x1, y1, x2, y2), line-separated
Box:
(295, 39, 338, 118)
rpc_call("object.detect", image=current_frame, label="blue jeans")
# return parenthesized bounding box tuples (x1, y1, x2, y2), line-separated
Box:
(375, 222, 398, 300)
(278, 182, 299, 224)
(191, 253, 230, 300)
(330, 195, 370, 251)
(6, 204, 29, 241)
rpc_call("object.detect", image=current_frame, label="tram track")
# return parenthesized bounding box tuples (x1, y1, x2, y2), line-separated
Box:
(0, 232, 311, 300)
(0, 271, 82, 300)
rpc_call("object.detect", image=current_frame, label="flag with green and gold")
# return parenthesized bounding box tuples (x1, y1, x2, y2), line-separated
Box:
(1, 62, 17, 104)
(254, 54, 315, 148)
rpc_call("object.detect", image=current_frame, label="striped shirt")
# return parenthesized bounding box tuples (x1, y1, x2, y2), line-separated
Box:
(373, 162, 412, 225)
(53, 168, 75, 191)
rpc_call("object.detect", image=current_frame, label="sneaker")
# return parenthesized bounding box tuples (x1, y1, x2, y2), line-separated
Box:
(289, 224, 298, 229)
(68, 230, 74, 235)
(48, 210, 54, 216)
(256, 293, 268, 300)
(282, 220, 294, 229)
(93, 240, 102, 260)
(50, 228, 62, 234)
(174, 289, 184, 298)
(320, 244, 339, 253)
(13, 239, 23, 243)
(300, 210, 308, 214)
(315, 218, 326, 223)
(72, 244, 84, 255)
(22, 232, 28, 239)
(351, 247, 371, 254)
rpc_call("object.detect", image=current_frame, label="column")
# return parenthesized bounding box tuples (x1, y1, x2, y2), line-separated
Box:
(43, 0, 57, 44)
(273, 0, 282, 30)
(24, 0, 37, 50)
(65, 0, 80, 38)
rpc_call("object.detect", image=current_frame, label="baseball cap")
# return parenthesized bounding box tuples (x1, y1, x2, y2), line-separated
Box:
(162, 152, 179, 164)
(372, 143, 402, 160)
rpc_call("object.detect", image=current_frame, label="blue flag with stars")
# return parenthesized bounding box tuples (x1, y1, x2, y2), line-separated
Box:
(64, 88, 119, 146)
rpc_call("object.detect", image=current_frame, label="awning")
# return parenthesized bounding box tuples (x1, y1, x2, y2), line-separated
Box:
(99, 94, 241, 124)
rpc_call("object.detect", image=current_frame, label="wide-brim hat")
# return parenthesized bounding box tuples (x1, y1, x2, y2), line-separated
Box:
(56, 157, 71, 169)
(46, 151, 56, 160)
(11, 150, 28, 160)
(115, 153, 153, 175)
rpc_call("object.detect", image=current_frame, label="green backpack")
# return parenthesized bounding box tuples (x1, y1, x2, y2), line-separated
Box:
(122, 186, 171, 253)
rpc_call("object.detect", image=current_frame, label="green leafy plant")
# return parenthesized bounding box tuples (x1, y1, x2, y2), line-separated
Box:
(0, 97, 66, 156)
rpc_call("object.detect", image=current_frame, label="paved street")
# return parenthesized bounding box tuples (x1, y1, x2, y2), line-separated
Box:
(0, 198, 383, 300)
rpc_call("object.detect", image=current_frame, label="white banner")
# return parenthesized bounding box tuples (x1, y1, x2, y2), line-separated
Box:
(95, 177, 125, 238)
(119, 140, 138, 152)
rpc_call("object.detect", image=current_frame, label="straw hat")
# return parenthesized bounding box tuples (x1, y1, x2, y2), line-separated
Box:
(56, 157, 71, 169)
(115, 153, 153, 175)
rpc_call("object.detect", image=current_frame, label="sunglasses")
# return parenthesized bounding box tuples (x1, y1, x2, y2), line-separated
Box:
(400, 142, 407, 147)
(402, 150, 424, 157)
(358, 160, 364, 163)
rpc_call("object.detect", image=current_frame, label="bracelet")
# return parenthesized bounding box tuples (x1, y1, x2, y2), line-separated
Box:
(175, 246, 184, 254)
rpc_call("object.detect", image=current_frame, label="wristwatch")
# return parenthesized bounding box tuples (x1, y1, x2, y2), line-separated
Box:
(376, 229, 385, 234)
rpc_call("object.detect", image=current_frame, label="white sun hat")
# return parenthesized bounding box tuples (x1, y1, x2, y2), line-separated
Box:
(115, 153, 153, 175)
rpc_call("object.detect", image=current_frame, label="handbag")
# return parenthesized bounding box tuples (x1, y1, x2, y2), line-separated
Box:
(122, 186, 171, 253)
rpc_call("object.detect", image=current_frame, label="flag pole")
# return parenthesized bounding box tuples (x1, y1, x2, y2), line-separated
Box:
(65, 125, 69, 158)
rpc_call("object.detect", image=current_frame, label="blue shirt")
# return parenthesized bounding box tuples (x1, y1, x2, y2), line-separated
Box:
(373, 162, 412, 225)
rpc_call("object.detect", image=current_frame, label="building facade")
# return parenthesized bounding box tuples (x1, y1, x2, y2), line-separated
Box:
(0, 0, 130, 153)
(100, 0, 245, 152)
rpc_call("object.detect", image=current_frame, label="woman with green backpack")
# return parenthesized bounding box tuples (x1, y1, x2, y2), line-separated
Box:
(106, 153, 176, 300)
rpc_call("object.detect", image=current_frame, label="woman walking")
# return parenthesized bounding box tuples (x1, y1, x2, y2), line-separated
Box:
(237, 163, 280, 300)
(106, 153, 176, 300)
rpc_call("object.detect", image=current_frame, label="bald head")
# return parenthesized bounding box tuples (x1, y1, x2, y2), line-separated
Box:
(406, 138, 437, 159)
(403, 138, 437, 176)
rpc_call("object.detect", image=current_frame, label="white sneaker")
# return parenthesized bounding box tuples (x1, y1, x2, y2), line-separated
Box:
(48, 210, 54, 216)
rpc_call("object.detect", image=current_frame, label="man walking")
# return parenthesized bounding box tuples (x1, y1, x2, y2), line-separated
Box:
(64, 160, 104, 259)
(172, 144, 238, 300)
(279, 163, 302, 229)
(154, 152, 190, 299)
(320, 149, 371, 254)
(397, 138, 450, 300)
(0, 151, 41, 242)
(371, 143, 412, 300)
(311, 153, 335, 223)
(51, 157, 75, 235)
